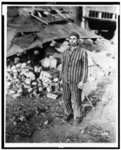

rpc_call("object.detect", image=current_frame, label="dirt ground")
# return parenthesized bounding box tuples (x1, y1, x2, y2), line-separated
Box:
(6, 73, 116, 143)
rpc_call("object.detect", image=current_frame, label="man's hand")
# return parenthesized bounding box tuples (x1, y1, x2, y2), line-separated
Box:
(59, 80, 63, 85)
(77, 81, 83, 89)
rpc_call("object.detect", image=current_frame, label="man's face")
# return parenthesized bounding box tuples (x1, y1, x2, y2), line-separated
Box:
(68, 35, 78, 47)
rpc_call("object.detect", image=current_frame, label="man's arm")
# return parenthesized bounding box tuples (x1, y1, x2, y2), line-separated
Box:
(81, 49, 88, 83)
(78, 49, 88, 89)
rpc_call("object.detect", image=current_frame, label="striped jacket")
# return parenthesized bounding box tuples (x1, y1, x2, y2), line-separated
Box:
(61, 46, 88, 84)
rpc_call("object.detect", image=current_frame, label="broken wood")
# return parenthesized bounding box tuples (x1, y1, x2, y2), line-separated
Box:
(31, 13, 48, 25)
(52, 7, 67, 20)
(47, 93, 58, 100)
(85, 96, 95, 111)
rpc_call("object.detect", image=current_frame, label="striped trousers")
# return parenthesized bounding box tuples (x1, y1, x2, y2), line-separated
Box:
(63, 82, 82, 119)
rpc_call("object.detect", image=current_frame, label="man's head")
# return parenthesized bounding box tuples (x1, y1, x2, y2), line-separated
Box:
(68, 32, 80, 47)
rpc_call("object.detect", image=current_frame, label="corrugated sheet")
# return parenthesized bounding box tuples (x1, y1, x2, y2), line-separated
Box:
(7, 27, 18, 50)
(12, 33, 36, 48)
(7, 44, 23, 57)
(37, 23, 100, 43)
(27, 39, 42, 49)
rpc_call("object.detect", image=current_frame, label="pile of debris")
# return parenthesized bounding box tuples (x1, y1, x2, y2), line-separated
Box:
(87, 43, 115, 82)
(6, 54, 61, 99)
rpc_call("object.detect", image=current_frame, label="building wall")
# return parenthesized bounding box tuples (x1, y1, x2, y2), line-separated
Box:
(80, 5, 119, 39)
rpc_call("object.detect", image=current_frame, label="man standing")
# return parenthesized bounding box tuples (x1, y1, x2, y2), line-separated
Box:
(61, 32, 88, 126)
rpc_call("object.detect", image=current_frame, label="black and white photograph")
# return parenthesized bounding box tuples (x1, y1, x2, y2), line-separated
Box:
(1, 1, 120, 149)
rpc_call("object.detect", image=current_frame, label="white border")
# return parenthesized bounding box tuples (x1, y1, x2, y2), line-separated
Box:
(2, 2, 120, 149)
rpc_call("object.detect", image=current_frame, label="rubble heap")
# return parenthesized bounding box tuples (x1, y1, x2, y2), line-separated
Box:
(6, 54, 61, 99)
(87, 40, 116, 82)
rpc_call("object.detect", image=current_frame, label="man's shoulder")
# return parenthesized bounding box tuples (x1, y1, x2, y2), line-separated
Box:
(78, 47, 88, 58)
(65, 46, 70, 51)
(78, 46, 86, 53)
(63, 46, 70, 54)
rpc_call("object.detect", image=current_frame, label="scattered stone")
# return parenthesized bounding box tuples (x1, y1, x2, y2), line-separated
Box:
(44, 120, 49, 125)
(80, 129, 85, 134)
(6, 57, 62, 99)
(53, 77, 59, 82)
(101, 131, 110, 137)
(66, 138, 71, 143)
(86, 139, 94, 143)
(47, 93, 58, 100)
(19, 115, 26, 121)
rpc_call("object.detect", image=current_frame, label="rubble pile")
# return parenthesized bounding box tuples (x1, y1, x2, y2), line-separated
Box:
(81, 125, 111, 142)
(87, 44, 115, 82)
(6, 55, 61, 99)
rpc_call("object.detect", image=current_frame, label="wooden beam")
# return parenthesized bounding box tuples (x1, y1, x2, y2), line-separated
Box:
(52, 7, 67, 20)
(31, 13, 48, 25)
(86, 96, 95, 111)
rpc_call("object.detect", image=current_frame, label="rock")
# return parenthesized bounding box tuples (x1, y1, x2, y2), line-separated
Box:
(41, 57, 50, 68)
(24, 84, 31, 89)
(80, 129, 85, 134)
(19, 115, 26, 121)
(21, 63, 26, 68)
(12, 93, 21, 98)
(6, 81, 11, 89)
(49, 56, 57, 69)
(25, 78, 31, 85)
(8, 90, 16, 94)
(66, 138, 71, 143)
(86, 139, 94, 143)
(28, 87, 33, 92)
(101, 97, 109, 106)
(43, 82, 49, 88)
(88, 76, 96, 82)
(44, 120, 49, 125)
(57, 64, 62, 71)
(35, 107, 46, 114)
(39, 71, 52, 80)
(32, 82, 37, 86)
(47, 86, 52, 93)
(47, 93, 58, 99)
(38, 87, 43, 92)
(53, 78, 59, 82)
(34, 65, 42, 73)
(50, 40, 56, 47)
(13, 121, 17, 126)
(100, 131, 110, 138)
(39, 123, 43, 127)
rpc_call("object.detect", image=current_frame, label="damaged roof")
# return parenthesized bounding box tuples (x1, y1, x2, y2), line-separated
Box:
(37, 23, 100, 43)
(7, 6, 101, 57)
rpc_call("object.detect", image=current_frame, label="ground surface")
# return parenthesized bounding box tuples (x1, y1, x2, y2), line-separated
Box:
(6, 73, 116, 143)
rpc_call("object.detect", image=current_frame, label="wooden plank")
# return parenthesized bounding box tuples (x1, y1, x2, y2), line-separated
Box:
(31, 14, 48, 25)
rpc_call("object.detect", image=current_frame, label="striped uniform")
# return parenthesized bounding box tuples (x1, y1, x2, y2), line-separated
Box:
(61, 46, 88, 118)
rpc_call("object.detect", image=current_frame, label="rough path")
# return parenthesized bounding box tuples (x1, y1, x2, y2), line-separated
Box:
(6, 74, 116, 143)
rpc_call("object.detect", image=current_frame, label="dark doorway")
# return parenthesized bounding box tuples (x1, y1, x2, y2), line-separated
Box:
(88, 18, 116, 40)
